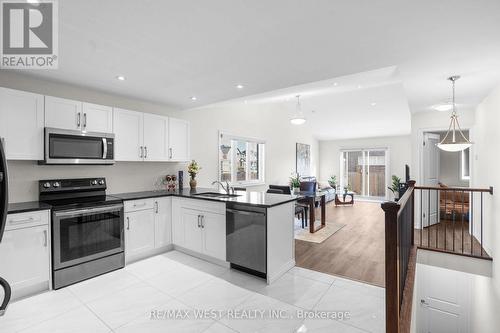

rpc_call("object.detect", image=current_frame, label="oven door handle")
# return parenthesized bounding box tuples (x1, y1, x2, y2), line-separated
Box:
(54, 204, 123, 218)
(102, 138, 108, 159)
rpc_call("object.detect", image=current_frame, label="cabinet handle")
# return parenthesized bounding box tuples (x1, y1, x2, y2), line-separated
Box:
(155, 201, 158, 214)
(43, 230, 48, 247)
(144, 146, 148, 159)
(140, 146, 144, 158)
(77, 112, 81, 128)
(127, 217, 130, 230)
(197, 215, 201, 228)
(201, 215, 204, 228)
(8, 217, 39, 225)
(133, 202, 147, 208)
(169, 148, 173, 159)
(83, 113, 87, 129)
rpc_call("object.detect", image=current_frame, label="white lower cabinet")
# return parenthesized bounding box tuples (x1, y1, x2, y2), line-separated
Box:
(0, 210, 50, 300)
(172, 198, 226, 262)
(201, 212, 226, 261)
(125, 208, 155, 263)
(154, 197, 172, 248)
(180, 208, 204, 253)
(124, 197, 172, 263)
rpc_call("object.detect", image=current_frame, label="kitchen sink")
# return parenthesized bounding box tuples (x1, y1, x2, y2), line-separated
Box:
(192, 192, 242, 198)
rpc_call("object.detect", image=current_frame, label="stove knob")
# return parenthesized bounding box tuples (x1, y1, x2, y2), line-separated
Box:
(91, 180, 98, 186)
(98, 179, 105, 185)
(43, 182, 51, 189)
(53, 182, 60, 188)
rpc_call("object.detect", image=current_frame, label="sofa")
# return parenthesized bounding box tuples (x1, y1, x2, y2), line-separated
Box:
(299, 177, 336, 205)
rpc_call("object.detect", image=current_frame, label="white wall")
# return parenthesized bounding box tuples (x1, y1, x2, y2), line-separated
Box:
(181, 103, 319, 190)
(471, 85, 500, 299)
(0, 72, 187, 202)
(318, 135, 411, 191)
(410, 110, 475, 184)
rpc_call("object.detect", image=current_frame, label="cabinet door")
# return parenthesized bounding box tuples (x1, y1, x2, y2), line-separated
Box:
(201, 212, 226, 261)
(125, 209, 155, 263)
(168, 118, 190, 161)
(0, 88, 44, 160)
(113, 108, 144, 161)
(82, 102, 113, 133)
(154, 197, 172, 248)
(143, 113, 169, 161)
(180, 208, 203, 253)
(0, 225, 50, 299)
(45, 96, 82, 131)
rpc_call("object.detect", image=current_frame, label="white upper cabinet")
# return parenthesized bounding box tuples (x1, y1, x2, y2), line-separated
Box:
(44, 96, 82, 131)
(114, 108, 189, 162)
(45, 97, 113, 134)
(143, 113, 169, 161)
(169, 118, 190, 161)
(0, 88, 44, 160)
(82, 102, 113, 133)
(113, 108, 144, 161)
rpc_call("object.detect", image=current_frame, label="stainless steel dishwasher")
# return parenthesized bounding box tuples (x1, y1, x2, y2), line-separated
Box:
(226, 203, 267, 278)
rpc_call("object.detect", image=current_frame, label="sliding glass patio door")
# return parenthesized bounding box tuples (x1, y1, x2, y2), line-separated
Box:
(340, 149, 388, 199)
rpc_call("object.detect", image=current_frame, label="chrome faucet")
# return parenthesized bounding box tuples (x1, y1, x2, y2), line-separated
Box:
(212, 180, 233, 194)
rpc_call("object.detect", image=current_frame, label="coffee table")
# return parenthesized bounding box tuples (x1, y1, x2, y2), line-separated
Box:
(335, 191, 355, 206)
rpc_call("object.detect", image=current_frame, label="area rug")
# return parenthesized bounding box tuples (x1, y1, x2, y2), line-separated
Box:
(294, 219, 346, 243)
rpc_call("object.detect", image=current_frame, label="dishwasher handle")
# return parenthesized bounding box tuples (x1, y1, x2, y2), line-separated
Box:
(226, 208, 266, 216)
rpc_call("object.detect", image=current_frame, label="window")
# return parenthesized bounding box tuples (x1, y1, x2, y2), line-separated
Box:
(461, 148, 470, 180)
(219, 132, 265, 186)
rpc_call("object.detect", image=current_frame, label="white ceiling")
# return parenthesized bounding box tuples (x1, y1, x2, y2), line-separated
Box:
(7, 0, 500, 118)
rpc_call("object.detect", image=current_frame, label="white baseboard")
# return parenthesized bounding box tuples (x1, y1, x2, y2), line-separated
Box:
(125, 244, 174, 265)
(267, 259, 295, 284)
(173, 245, 230, 268)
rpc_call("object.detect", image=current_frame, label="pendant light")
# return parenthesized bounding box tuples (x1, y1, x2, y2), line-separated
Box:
(290, 95, 306, 125)
(436, 76, 473, 152)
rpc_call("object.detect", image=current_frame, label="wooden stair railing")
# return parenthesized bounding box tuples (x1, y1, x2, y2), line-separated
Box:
(382, 181, 493, 333)
(382, 180, 416, 333)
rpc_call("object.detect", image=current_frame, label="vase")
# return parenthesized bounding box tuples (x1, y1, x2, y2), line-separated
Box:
(189, 178, 197, 189)
(293, 187, 300, 194)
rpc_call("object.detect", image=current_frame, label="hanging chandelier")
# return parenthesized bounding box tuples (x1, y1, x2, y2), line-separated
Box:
(436, 76, 473, 152)
(290, 95, 306, 125)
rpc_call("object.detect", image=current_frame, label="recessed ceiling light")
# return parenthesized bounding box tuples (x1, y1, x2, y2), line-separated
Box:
(190, 96, 197, 101)
(27, 0, 39, 4)
(115, 75, 126, 81)
(236, 84, 244, 89)
(357, 84, 362, 89)
(432, 103, 453, 112)
(371, 102, 377, 106)
(333, 82, 339, 86)
(244, 100, 248, 104)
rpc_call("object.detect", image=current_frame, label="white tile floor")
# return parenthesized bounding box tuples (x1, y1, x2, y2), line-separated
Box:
(0, 251, 385, 333)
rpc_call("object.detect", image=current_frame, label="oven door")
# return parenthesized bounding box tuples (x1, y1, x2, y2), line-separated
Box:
(44, 128, 114, 165)
(52, 204, 124, 270)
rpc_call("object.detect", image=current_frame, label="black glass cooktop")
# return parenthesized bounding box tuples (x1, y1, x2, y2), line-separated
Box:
(41, 195, 123, 211)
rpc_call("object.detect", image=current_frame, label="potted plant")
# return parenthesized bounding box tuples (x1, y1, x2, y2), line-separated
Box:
(328, 175, 337, 189)
(387, 175, 401, 201)
(187, 160, 201, 189)
(290, 173, 301, 194)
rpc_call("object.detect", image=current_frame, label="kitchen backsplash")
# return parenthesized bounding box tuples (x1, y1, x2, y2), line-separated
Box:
(7, 160, 188, 202)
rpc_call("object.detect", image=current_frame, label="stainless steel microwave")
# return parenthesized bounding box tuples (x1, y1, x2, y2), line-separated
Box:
(40, 128, 114, 165)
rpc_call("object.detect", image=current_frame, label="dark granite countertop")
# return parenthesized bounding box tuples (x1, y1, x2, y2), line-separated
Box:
(110, 187, 299, 208)
(8, 201, 52, 214)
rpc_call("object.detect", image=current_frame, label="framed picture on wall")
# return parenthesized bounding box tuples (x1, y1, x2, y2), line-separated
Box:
(296, 143, 311, 177)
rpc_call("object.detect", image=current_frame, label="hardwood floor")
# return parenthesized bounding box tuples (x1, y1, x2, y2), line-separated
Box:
(414, 219, 489, 258)
(295, 201, 491, 289)
(295, 201, 386, 287)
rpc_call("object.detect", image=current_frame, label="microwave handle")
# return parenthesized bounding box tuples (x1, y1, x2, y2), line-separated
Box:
(102, 138, 107, 159)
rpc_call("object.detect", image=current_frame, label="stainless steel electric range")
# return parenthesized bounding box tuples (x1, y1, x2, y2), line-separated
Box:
(39, 178, 124, 289)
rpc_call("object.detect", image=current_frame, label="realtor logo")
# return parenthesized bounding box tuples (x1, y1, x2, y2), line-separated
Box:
(1, 0, 58, 69)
